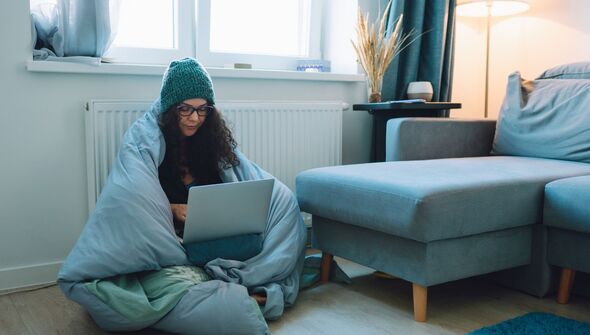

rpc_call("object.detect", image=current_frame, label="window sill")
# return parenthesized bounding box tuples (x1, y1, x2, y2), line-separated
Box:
(26, 60, 365, 82)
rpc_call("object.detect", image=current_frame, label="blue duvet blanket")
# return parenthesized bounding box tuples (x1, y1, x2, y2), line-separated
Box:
(58, 100, 307, 334)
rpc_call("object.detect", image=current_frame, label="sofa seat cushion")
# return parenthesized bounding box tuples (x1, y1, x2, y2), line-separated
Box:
(544, 175, 590, 233)
(296, 156, 590, 243)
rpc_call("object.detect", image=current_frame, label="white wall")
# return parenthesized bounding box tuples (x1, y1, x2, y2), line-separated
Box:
(453, 0, 590, 119)
(0, 1, 372, 290)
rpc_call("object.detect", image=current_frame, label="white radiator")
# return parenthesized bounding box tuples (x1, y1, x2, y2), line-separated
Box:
(85, 100, 343, 212)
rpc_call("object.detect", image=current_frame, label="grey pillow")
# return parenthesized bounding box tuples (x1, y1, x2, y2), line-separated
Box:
(537, 61, 590, 80)
(492, 71, 590, 163)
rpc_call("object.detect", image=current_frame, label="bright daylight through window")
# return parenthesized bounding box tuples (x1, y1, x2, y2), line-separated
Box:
(209, 0, 311, 57)
(113, 0, 175, 49)
(106, 0, 320, 70)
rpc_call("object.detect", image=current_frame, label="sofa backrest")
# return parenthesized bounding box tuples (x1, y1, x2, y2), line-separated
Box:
(491, 62, 590, 163)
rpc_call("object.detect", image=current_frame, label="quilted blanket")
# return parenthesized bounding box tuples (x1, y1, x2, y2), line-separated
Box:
(58, 100, 307, 334)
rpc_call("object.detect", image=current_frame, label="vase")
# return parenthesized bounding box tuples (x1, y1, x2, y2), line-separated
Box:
(407, 81, 434, 101)
(367, 76, 384, 103)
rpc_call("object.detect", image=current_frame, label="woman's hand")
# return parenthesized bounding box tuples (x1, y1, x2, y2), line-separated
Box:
(170, 203, 187, 224)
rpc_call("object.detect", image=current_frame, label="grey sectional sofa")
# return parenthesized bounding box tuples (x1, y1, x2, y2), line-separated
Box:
(296, 62, 590, 321)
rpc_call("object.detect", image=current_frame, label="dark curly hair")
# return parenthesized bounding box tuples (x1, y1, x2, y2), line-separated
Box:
(159, 104, 239, 182)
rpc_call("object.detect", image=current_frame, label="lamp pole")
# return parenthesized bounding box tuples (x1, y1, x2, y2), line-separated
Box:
(484, 1, 492, 118)
(456, 0, 531, 118)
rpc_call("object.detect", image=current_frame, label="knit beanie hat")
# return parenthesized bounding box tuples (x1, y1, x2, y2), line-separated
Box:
(159, 58, 215, 112)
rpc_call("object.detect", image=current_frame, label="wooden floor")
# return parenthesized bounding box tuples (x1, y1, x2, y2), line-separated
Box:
(2, 259, 590, 335)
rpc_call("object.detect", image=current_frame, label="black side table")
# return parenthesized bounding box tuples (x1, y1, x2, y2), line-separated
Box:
(353, 101, 462, 162)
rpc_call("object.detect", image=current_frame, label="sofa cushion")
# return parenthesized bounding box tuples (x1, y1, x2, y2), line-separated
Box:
(544, 175, 590, 234)
(537, 62, 590, 80)
(296, 156, 590, 243)
(492, 72, 590, 163)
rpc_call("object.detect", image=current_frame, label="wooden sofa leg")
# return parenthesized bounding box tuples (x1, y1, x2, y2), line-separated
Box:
(320, 252, 333, 283)
(412, 283, 428, 322)
(557, 268, 576, 304)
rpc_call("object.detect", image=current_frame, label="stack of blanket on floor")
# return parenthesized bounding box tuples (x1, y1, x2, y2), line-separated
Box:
(58, 100, 307, 335)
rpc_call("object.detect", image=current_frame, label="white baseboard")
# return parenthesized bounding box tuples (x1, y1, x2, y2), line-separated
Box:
(0, 261, 62, 294)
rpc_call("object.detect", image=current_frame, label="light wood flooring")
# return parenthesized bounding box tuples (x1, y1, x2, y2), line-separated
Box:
(2, 258, 590, 335)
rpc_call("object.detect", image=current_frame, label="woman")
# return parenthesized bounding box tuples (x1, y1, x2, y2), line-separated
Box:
(157, 58, 239, 237)
(156, 58, 268, 306)
(59, 59, 303, 331)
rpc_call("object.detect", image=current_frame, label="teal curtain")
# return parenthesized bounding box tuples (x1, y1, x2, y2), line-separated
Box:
(382, 0, 456, 106)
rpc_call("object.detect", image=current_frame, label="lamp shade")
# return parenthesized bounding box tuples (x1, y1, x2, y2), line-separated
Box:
(457, 0, 530, 17)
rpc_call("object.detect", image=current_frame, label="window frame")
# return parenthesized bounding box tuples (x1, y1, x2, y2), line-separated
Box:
(104, 0, 324, 71)
(195, 0, 322, 71)
(104, 0, 195, 65)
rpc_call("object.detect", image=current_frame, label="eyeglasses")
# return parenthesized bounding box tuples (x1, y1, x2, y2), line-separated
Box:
(176, 104, 214, 117)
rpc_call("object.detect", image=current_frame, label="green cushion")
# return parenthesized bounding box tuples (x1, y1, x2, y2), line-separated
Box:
(297, 156, 590, 243)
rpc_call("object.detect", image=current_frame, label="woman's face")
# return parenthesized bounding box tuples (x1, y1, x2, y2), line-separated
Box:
(177, 98, 208, 137)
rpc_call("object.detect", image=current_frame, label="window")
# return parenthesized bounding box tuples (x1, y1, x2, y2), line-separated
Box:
(105, 0, 194, 64)
(114, 1, 175, 49)
(106, 0, 321, 70)
(31, 0, 359, 74)
(197, 0, 322, 70)
(197, 0, 321, 70)
(210, 0, 311, 56)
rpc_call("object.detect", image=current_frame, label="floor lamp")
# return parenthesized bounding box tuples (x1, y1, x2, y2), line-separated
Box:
(456, 0, 530, 118)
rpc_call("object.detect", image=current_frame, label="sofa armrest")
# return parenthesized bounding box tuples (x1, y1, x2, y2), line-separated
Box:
(385, 118, 497, 161)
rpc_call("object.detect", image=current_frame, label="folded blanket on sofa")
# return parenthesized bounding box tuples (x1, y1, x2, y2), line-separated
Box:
(58, 100, 307, 334)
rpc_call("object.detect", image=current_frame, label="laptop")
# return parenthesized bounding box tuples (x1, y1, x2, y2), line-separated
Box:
(182, 178, 274, 244)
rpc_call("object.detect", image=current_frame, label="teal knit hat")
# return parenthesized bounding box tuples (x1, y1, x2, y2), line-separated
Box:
(160, 58, 215, 112)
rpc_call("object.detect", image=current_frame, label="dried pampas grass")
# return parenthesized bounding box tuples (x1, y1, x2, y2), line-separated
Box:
(351, 1, 416, 102)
